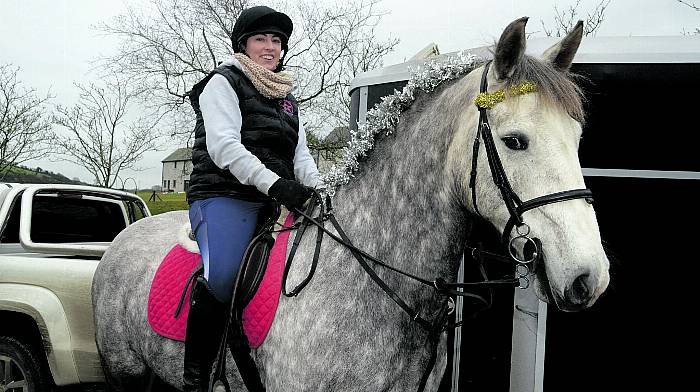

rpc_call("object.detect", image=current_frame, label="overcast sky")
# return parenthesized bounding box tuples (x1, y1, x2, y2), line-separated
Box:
(1, 0, 698, 188)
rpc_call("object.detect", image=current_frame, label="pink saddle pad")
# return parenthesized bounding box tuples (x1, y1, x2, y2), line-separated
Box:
(147, 214, 295, 348)
(147, 244, 200, 341)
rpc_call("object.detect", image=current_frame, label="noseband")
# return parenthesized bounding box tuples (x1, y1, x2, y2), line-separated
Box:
(468, 61, 593, 278)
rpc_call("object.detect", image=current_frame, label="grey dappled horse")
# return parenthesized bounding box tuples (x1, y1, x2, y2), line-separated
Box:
(92, 17, 609, 391)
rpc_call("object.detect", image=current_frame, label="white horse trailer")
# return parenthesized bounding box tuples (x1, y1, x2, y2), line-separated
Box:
(347, 35, 700, 392)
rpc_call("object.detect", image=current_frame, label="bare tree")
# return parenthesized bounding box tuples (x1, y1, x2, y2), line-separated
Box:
(97, 0, 398, 148)
(52, 78, 163, 188)
(288, 1, 397, 123)
(0, 64, 53, 179)
(540, 0, 612, 37)
(678, 0, 700, 34)
(291, 0, 398, 135)
(679, 0, 700, 10)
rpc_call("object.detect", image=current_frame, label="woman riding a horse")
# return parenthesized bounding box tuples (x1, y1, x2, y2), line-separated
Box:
(183, 5, 321, 391)
(93, 15, 610, 392)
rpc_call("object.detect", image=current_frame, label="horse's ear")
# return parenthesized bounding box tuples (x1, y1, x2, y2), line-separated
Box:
(542, 20, 584, 71)
(493, 17, 529, 81)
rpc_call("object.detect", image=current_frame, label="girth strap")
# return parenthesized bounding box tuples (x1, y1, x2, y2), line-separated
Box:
(416, 301, 453, 392)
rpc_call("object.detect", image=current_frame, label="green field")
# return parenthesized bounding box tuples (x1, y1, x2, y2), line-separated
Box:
(136, 191, 189, 215)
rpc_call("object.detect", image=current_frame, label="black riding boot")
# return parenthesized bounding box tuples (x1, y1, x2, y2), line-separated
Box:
(183, 277, 229, 392)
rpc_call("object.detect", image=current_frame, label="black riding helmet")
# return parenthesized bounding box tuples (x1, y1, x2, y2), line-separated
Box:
(231, 6, 293, 56)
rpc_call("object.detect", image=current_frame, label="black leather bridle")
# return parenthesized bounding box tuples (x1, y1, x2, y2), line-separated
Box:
(469, 60, 594, 272)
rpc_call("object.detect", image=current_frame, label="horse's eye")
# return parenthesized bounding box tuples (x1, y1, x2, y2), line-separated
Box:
(502, 135, 528, 150)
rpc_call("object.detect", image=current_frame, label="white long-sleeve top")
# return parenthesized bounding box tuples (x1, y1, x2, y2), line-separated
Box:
(199, 57, 322, 195)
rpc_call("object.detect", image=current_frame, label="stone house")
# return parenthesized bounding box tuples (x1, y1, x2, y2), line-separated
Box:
(161, 148, 192, 193)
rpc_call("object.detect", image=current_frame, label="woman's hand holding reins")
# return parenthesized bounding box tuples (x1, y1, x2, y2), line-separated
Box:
(268, 178, 313, 212)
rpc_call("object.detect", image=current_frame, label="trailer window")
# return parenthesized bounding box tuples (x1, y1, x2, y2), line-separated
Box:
(576, 62, 700, 172)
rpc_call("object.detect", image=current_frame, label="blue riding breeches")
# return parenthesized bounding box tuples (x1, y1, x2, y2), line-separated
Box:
(189, 197, 265, 303)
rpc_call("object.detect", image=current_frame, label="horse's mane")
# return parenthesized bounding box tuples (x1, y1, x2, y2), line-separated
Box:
(321, 51, 585, 195)
(321, 52, 482, 195)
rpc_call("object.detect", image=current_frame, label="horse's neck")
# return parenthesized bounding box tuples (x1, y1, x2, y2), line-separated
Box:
(331, 123, 468, 301)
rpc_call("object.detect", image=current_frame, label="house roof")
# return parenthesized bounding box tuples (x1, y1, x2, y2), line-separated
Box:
(162, 147, 192, 162)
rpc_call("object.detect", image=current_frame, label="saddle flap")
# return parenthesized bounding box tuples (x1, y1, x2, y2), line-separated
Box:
(235, 232, 275, 308)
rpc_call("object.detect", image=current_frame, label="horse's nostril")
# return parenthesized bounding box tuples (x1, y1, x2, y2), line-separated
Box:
(566, 274, 591, 306)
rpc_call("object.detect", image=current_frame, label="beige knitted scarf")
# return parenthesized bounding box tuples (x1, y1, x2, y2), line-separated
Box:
(234, 53, 294, 99)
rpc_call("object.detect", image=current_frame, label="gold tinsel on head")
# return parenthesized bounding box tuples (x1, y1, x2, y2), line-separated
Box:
(474, 81, 537, 109)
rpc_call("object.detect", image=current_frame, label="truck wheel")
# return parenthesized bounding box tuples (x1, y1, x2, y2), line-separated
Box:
(0, 336, 49, 392)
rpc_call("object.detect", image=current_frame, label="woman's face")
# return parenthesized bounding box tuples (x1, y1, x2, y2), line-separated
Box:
(244, 33, 282, 71)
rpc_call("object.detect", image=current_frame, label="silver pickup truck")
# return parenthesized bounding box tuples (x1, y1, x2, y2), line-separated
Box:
(0, 183, 150, 391)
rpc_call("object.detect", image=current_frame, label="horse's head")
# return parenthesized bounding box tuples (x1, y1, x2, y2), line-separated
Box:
(449, 17, 609, 311)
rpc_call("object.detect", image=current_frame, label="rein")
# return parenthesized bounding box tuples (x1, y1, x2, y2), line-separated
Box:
(280, 191, 519, 392)
(284, 192, 519, 322)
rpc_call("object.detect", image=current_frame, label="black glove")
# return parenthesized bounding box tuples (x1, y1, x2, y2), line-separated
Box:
(268, 178, 313, 211)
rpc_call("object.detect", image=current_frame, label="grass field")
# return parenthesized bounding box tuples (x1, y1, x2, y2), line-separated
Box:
(136, 191, 189, 215)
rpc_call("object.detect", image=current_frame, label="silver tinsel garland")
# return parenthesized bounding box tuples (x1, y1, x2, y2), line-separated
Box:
(320, 51, 483, 197)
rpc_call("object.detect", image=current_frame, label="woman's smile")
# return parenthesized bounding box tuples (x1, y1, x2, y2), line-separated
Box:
(245, 34, 282, 71)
